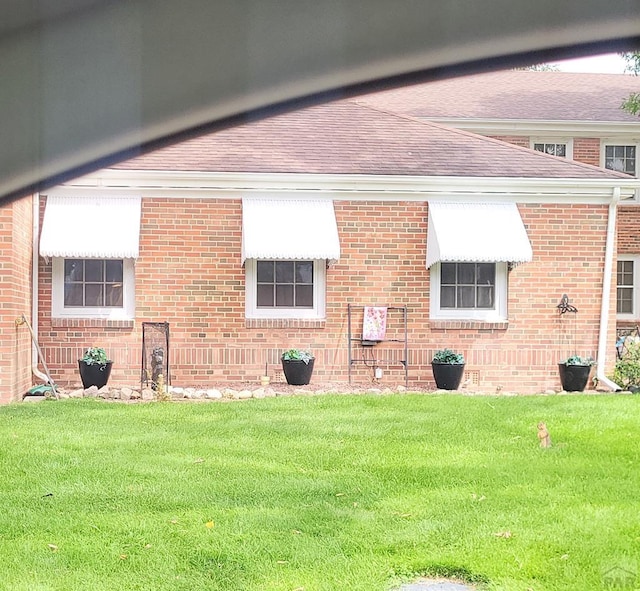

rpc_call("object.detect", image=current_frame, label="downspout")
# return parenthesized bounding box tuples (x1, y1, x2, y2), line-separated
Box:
(596, 186, 621, 391)
(31, 192, 49, 383)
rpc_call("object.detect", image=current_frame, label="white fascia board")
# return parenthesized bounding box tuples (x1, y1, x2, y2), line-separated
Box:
(426, 118, 640, 138)
(49, 169, 639, 204)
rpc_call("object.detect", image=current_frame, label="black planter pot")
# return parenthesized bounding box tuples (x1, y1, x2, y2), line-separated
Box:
(432, 362, 465, 390)
(558, 363, 591, 392)
(78, 360, 113, 389)
(281, 358, 315, 385)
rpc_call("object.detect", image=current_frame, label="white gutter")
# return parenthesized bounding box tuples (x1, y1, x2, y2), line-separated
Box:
(31, 192, 49, 383)
(596, 187, 622, 392)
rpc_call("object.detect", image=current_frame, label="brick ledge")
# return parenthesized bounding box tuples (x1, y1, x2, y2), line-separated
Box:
(51, 318, 134, 329)
(246, 318, 326, 329)
(430, 320, 508, 331)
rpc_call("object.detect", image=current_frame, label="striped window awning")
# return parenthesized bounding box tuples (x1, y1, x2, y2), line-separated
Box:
(40, 195, 142, 258)
(426, 202, 533, 268)
(242, 197, 340, 264)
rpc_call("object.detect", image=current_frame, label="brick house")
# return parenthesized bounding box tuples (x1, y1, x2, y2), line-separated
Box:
(3, 71, 639, 402)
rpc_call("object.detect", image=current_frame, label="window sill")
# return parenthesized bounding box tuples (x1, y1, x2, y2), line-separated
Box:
(246, 318, 326, 329)
(51, 318, 134, 329)
(430, 320, 508, 331)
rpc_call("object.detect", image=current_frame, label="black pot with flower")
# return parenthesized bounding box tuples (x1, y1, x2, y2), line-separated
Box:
(281, 349, 315, 385)
(78, 347, 113, 389)
(431, 348, 465, 390)
(558, 355, 593, 392)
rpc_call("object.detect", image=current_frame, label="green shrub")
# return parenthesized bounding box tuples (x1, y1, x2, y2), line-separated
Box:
(613, 340, 640, 389)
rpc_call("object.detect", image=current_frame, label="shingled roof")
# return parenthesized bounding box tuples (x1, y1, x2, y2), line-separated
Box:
(357, 70, 640, 122)
(113, 100, 627, 180)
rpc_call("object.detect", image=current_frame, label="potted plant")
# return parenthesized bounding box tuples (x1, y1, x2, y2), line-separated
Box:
(78, 347, 113, 389)
(281, 349, 315, 385)
(431, 348, 465, 390)
(558, 355, 594, 392)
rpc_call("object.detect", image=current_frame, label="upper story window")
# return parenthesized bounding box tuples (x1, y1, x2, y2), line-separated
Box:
(604, 144, 637, 176)
(245, 259, 326, 319)
(533, 142, 568, 158)
(52, 258, 135, 319)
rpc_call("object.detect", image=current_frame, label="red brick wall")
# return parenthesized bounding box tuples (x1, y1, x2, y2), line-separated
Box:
(36, 198, 614, 393)
(572, 138, 601, 166)
(489, 135, 530, 148)
(0, 196, 34, 402)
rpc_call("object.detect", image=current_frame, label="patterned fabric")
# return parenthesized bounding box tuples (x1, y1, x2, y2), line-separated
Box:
(362, 306, 387, 341)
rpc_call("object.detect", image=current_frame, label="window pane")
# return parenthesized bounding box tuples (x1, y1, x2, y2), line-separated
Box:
(275, 284, 294, 307)
(477, 286, 494, 308)
(457, 263, 475, 285)
(105, 260, 123, 282)
(84, 284, 103, 306)
(257, 284, 274, 307)
(556, 144, 566, 157)
(295, 261, 313, 284)
(441, 285, 455, 308)
(275, 261, 294, 283)
(441, 263, 456, 284)
(85, 260, 103, 282)
(477, 263, 495, 285)
(457, 286, 475, 308)
(64, 283, 83, 306)
(617, 288, 633, 314)
(618, 260, 634, 286)
(65, 259, 83, 281)
(104, 284, 123, 307)
(257, 260, 274, 283)
(295, 285, 313, 307)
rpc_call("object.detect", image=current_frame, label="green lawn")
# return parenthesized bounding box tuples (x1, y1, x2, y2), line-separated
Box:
(1, 394, 639, 590)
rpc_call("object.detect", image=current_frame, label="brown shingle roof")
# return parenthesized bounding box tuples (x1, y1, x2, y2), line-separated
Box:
(358, 70, 640, 122)
(113, 100, 628, 179)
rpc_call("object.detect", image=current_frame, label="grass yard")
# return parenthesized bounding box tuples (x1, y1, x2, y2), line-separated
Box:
(1, 394, 639, 591)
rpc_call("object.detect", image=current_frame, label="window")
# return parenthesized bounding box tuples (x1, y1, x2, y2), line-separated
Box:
(430, 262, 507, 321)
(533, 142, 567, 158)
(440, 262, 495, 309)
(245, 259, 326, 319)
(52, 258, 135, 319)
(604, 144, 637, 176)
(617, 257, 640, 318)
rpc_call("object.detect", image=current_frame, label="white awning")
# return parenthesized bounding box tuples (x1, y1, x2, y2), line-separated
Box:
(426, 202, 533, 268)
(242, 197, 340, 263)
(40, 195, 142, 258)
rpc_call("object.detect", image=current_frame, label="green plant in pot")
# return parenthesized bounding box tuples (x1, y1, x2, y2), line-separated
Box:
(281, 349, 315, 385)
(431, 348, 465, 390)
(78, 347, 113, 389)
(558, 355, 594, 392)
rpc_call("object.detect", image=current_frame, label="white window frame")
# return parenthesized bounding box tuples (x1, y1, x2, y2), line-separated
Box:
(430, 261, 508, 321)
(616, 255, 640, 320)
(51, 257, 136, 319)
(531, 138, 573, 160)
(245, 258, 326, 319)
(601, 141, 639, 176)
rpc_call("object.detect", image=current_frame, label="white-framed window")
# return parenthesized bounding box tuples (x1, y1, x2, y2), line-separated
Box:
(603, 143, 638, 176)
(617, 256, 640, 318)
(245, 259, 326, 319)
(51, 258, 135, 319)
(531, 139, 572, 159)
(430, 261, 508, 321)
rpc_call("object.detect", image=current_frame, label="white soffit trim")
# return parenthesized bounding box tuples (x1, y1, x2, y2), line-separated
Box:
(242, 197, 340, 263)
(426, 202, 533, 268)
(40, 195, 142, 258)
